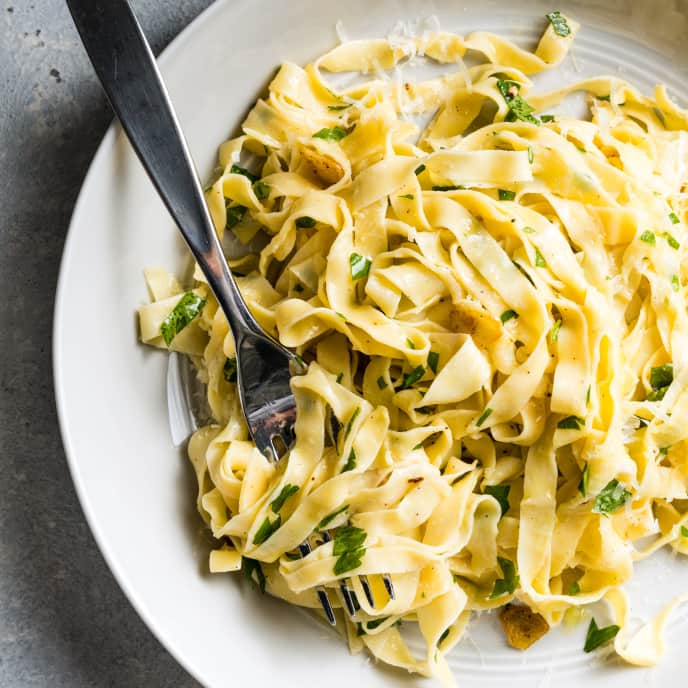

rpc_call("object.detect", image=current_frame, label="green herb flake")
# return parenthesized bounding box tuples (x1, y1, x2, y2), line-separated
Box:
(223, 357, 237, 383)
(253, 514, 282, 545)
(534, 247, 547, 268)
(639, 230, 656, 245)
(342, 448, 357, 472)
(523, 225, 537, 234)
(671, 274, 681, 292)
(681, 525, 688, 538)
(546, 10, 571, 37)
(579, 463, 590, 497)
(242, 557, 266, 593)
(499, 189, 516, 201)
(313, 125, 351, 142)
(328, 103, 352, 111)
(332, 525, 367, 576)
(399, 365, 425, 390)
(569, 581, 581, 596)
(270, 484, 299, 513)
(489, 557, 520, 598)
(226, 204, 247, 230)
(230, 164, 259, 183)
(669, 212, 680, 225)
(647, 387, 668, 401)
(659, 446, 669, 456)
(585, 384, 592, 406)
(399, 193, 415, 199)
(432, 184, 464, 191)
(496, 79, 541, 126)
(593, 479, 631, 515)
(336, 372, 344, 384)
(597, 95, 611, 102)
(650, 363, 674, 390)
(557, 415, 585, 430)
(252, 180, 271, 200)
(344, 407, 361, 440)
(316, 504, 349, 531)
(427, 350, 440, 374)
(160, 292, 207, 346)
(406, 338, 416, 349)
(414, 163, 426, 175)
(376, 376, 387, 390)
(295, 216, 317, 229)
(528, 146, 534, 164)
(500, 309, 519, 324)
(541, 114, 556, 123)
(484, 484, 510, 516)
(549, 319, 562, 343)
(584, 618, 620, 652)
(476, 407, 493, 427)
(512, 259, 536, 286)
(350, 253, 372, 281)
(438, 628, 450, 646)
(663, 232, 680, 249)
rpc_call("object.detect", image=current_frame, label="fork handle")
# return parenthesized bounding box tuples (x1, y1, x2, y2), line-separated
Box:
(67, 0, 262, 341)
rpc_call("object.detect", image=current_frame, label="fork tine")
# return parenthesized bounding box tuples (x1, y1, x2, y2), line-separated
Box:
(320, 531, 357, 618)
(359, 575, 376, 607)
(298, 541, 336, 625)
(383, 574, 395, 599)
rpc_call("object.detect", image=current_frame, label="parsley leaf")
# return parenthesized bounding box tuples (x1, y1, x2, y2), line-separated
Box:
(499, 189, 516, 201)
(549, 319, 562, 342)
(584, 618, 620, 652)
(427, 350, 440, 374)
(313, 125, 351, 141)
(681, 525, 688, 538)
(295, 216, 316, 228)
(476, 407, 493, 427)
(663, 232, 680, 249)
(593, 479, 631, 515)
(669, 212, 680, 225)
(672, 275, 680, 292)
(376, 376, 387, 390)
(253, 514, 282, 545)
(399, 193, 415, 199)
(242, 557, 266, 593)
(432, 184, 464, 191)
(650, 363, 673, 390)
(489, 557, 519, 598)
(496, 79, 541, 125)
(160, 292, 206, 346)
(541, 114, 556, 123)
(557, 415, 585, 430)
(344, 407, 361, 439)
(230, 164, 259, 183)
(414, 163, 426, 175)
(328, 103, 352, 111)
(316, 504, 349, 531)
(223, 357, 237, 383)
(534, 247, 547, 267)
(546, 11, 571, 37)
(252, 180, 270, 200)
(225, 204, 247, 231)
(484, 484, 510, 516)
(579, 463, 590, 497)
(342, 448, 357, 472)
(500, 309, 519, 324)
(399, 365, 425, 390)
(332, 526, 367, 576)
(568, 581, 581, 595)
(350, 253, 372, 281)
(270, 484, 299, 513)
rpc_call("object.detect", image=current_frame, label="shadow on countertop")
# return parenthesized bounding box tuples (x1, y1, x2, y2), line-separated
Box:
(0, 2, 213, 686)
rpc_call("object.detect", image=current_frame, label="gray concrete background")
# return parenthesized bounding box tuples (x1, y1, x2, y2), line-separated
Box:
(0, 1, 214, 685)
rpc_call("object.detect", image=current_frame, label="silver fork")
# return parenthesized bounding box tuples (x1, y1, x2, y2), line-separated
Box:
(67, 0, 393, 625)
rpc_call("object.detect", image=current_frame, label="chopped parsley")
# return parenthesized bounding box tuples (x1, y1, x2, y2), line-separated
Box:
(663, 232, 680, 249)
(252, 180, 270, 200)
(584, 618, 620, 652)
(593, 479, 631, 515)
(230, 163, 259, 183)
(399, 193, 415, 199)
(669, 212, 680, 225)
(681, 525, 688, 538)
(546, 10, 571, 37)
(499, 189, 516, 201)
(376, 376, 387, 390)
(432, 184, 464, 191)
(406, 338, 416, 349)
(316, 504, 349, 531)
(342, 448, 357, 472)
(579, 463, 590, 497)
(672, 274, 681, 292)
(534, 247, 547, 268)
(528, 146, 534, 164)
(484, 484, 510, 516)
(328, 103, 352, 111)
(270, 484, 299, 513)
(496, 79, 540, 125)
(253, 514, 282, 545)
(640, 230, 656, 245)
(585, 384, 592, 406)
(223, 357, 237, 383)
(336, 372, 344, 384)
(541, 114, 556, 123)
(557, 415, 585, 430)
(350, 253, 372, 281)
(438, 627, 451, 646)
(295, 216, 316, 228)
(242, 557, 266, 593)
(226, 204, 247, 230)
(549, 319, 562, 342)
(399, 365, 425, 390)
(344, 407, 361, 439)
(427, 350, 440, 374)
(313, 125, 351, 141)
(332, 526, 367, 576)
(523, 225, 537, 234)
(500, 309, 519, 324)
(414, 163, 426, 175)
(648, 363, 673, 401)
(568, 581, 581, 595)
(160, 292, 206, 346)
(476, 407, 493, 427)
(489, 557, 519, 598)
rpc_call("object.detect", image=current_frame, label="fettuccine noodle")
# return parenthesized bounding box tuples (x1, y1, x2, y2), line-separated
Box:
(138, 13, 688, 685)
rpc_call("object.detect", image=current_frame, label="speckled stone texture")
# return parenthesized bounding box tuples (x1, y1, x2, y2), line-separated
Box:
(0, 2, 214, 685)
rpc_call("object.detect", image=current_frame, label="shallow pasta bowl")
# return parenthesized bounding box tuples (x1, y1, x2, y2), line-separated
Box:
(54, 0, 688, 686)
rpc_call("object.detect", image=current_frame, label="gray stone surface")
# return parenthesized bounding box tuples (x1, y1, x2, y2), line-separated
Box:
(0, 1, 214, 685)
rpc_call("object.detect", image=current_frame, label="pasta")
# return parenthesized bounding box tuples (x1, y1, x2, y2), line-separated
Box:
(138, 12, 688, 685)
